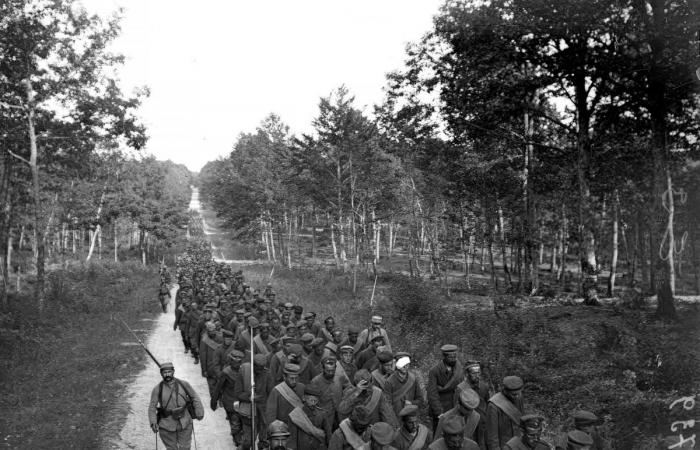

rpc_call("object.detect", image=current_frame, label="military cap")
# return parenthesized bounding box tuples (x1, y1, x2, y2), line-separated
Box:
(235, 309, 245, 315)
(259, 303, 268, 311)
(268, 419, 290, 438)
(242, 283, 249, 288)
(465, 360, 481, 370)
(304, 384, 322, 397)
(520, 413, 545, 430)
(284, 302, 294, 309)
(259, 322, 270, 329)
(302, 312, 314, 320)
(458, 388, 480, 409)
(222, 329, 235, 338)
(350, 405, 372, 425)
(394, 351, 411, 360)
(228, 349, 245, 359)
(285, 322, 298, 329)
(253, 354, 267, 366)
(311, 337, 326, 348)
(370, 334, 385, 343)
(256, 297, 266, 303)
(245, 298, 256, 305)
(503, 375, 524, 390)
(377, 349, 394, 363)
(347, 326, 360, 334)
(268, 290, 276, 296)
(247, 317, 260, 328)
(296, 319, 308, 328)
(203, 305, 214, 312)
(205, 321, 216, 331)
(288, 343, 303, 355)
(243, 312, 253, 319)
(573, 410, 598, 427)
(281, 336, 299, 345)
(321, 355, 337, 364)
(325, 342, 338, 354)
(283, 363, 301, 375)
(442, 415, 465, 434)
(293, 305, 303, 313)
(300, 333, 315, 343)
(370, 422, 395, 445)
(567, 430, 594, 447)
(399, 404, 419, 417)
(340, 345, 355, 353)
(354, 369, 372, 385)
(371, 315, 383, 324)
(159, 362, 174, 372)
(440, 344, 458, 353)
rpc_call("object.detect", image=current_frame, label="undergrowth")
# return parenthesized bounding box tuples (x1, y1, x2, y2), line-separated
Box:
(0, 261, 161, 449)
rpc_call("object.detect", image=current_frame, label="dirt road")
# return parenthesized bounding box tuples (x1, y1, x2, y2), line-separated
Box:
(104, 188, 235, 449)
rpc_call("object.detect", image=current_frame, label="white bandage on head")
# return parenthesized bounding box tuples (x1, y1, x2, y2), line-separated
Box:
(396, 356, 411, 369)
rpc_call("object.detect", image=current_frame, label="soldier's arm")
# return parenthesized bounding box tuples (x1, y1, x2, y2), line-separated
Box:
(148, 385, 160, 425)
(327, 429, 344, 450)
(379, 391, 399, 428)
(264, 388, 278, 426)
(338, 387, 362, 417)
(211, 351, 223, 379)
(426, 368, 443, 415)
(485, 403, 501, 450)
(182, 380, 205, 420)
(199, 341, 208, 377)
(233, 372, 249, 401)
(211, 375, 226, 408)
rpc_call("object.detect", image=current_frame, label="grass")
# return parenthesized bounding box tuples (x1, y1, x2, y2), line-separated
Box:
(0, 260, 162, 450)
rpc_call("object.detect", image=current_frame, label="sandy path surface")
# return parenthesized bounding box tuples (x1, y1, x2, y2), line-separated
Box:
(105, 188, 236, 449)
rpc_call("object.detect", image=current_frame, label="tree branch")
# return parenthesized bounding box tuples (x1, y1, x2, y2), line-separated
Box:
(0, 100, 24, 110)
(6, 149, 30, 165)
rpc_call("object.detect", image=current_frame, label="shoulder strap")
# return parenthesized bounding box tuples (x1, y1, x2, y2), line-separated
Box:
(489, 392, 522, 426)
(408, 424, 429, 450)
(176, 379, 193, 402)
(158, 381, 163, 407)
(365, 386, 383, 413)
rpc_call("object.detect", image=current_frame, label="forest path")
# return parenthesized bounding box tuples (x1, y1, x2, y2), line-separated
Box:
(102, 188, 235, 450)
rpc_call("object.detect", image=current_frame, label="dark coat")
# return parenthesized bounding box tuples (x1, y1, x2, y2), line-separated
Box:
(485, 394, 524, 450)
(427, 361, 464, 418)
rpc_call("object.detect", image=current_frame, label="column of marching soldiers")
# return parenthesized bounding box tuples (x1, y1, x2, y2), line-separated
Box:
(149, 241, 611, 450)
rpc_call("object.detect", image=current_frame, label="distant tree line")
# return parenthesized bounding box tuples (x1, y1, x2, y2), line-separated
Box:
(202, 0, 700, 319)
(0, 0, 193, 309)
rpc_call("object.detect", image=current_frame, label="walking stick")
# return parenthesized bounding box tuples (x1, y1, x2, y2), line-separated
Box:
(192, 422, 199, 450)
(369, 274, 378, 307)
(250, 322, 257, 449)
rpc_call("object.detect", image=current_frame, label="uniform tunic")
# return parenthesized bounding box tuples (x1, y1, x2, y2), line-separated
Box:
(485, 393, 524, 450)
(392, 424, 433, 450)
(265, 381, 306, 429)
(289, 405, 333, 450)
(338, 385, 399, 428)
(383, 371, 426, 416)
(427, 361, 464, 419)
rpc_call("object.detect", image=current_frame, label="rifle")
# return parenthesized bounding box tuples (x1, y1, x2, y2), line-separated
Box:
(118, 316, 161, 367)
(250, 322, 257, 449)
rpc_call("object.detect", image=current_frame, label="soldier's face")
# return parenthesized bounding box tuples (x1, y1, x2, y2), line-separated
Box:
(444, 432, 464, 449)
(403, 415, 419, 434)
(522, 428, 541, 447)
(381, 361, 395, 375)
(284, 373, 299, 388)
(467, 368, 481, 384)
(341, 352, 353, 363)
(269, 436, 287, 450)
(323, 360, 336, 378)
(161, 369, 174, 383)
(223, 337, 233, 346)
(443, 352, 457, 366)
(325, 320, 335, 331)
(229, 356, 242, 368)
(303, 394, 319, 408)
(348, 332, 358, 343)
(504, 388, 522, 402)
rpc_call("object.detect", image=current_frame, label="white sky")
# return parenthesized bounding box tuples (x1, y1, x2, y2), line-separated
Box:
(83, 0, 443, 172)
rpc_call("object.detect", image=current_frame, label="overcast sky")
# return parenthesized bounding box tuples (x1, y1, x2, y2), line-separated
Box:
(84, 0, 443, 172)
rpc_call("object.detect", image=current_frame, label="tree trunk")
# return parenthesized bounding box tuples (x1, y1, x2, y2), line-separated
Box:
(497, 204, 512, 286)
(523, 109, 538, 294)
(114, 221, 118, 262)
(607, 191, 619, 297)
(331, 223, 339, 267)
(25, 79, 45, 310)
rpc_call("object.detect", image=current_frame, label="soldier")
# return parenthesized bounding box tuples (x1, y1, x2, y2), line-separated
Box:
(211, 350, 245, 446)
(148, 362, 204, 450)
(384, 354, 426, 417)
(455, 361, 492, 444)
(301, 333, 316, 356)
(429, 415, 480, 450)
(554, 411, 610, 450)
(288, 384, 333, 449)
(320, 316, 336, 342)
(270, 316, 285, 338)
(339, 369, 399, 428)
(254, 322, 275, 361)
(199, 321, 221, 397)
(339, 345, 358, 387)
(392, 404, 433, 450)
(344, 326, 362, 355)
(212, 329, 235, 376)
(427, 345, 464, 430)
(356, 335, 385, 371)
(486, 376, 525, 450)
(233, 354, 273, 450)
(371, 349, 395, 390)
(364, 422, 399, 450)
(357, 315, 392, 353)
(269, 419, 292, 450)
(305, 311, 322, 336)
(186, 302, 202, 364)
(293, 305, 304, 323)
(309, 337, 327, 368)
(503, 414, 550, 450)
(174, 301, 191, 353)
(329, 405, 373, 450)
(159, 283, 171, 313)
(310, 355, 350, 428)
(435, 388, 484, 448)
(266, 363, 306, 430)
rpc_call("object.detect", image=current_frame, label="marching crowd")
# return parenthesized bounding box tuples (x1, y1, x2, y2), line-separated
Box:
(149, 241, 610, 450)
